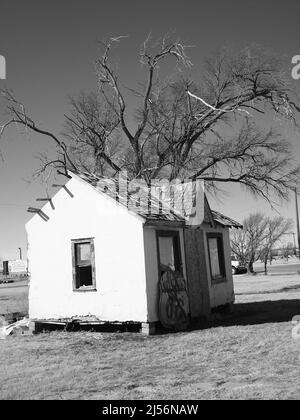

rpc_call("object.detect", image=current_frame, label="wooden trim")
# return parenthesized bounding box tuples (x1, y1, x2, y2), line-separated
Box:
(71, 238, 96, 291)
(144, 220, 185, 228)
(184, 228, 212, 320)
(204, 195, 216, 228)
(206, 232, 226, 284)
(156, 230, 183, 279)
(71, 237, 95, 242)
(73, 287, 97, 293)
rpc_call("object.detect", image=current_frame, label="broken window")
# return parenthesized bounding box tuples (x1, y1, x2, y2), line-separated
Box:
(72, 238, 96, 290)
(207, 233, 226, 283)
(157, 231, 182, 276)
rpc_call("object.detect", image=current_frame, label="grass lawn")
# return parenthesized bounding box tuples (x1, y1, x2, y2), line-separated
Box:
(0, 274, 300, 400)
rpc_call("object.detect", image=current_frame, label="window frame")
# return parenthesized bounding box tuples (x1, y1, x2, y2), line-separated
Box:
(71, 238, 96, 292)
(207, 232, 227, 284)
(156, 230, 183, 279)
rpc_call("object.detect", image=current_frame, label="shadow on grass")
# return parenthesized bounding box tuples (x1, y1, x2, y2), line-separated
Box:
(30, 299, 300, 336)
(211, 299, 300, 328)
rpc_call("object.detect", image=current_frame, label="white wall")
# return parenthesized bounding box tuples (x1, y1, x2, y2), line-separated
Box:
(143, 226, 187, 323)
(202, 225, 234, 308)
(27, 176, 148, 322)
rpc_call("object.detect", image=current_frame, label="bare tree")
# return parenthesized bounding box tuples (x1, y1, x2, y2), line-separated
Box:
(1, 36, 300, 201)
(282, 242, 295, 261)
(62, 92, 122, 176)
(231, 213, 293, 273)
(230, 228, 249, 267)
(0, 89, 78, 178)
(231, 213, 268, 273)
(259, 216, 293, 274)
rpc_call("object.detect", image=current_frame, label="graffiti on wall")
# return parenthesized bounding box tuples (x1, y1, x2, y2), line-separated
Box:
(158, 270, 190, 331)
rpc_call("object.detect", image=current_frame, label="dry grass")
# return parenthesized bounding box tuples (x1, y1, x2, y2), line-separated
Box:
(234, 275, 300, 299)
(0, 280, 28, 315)
(0, 275, 300, 400)
(1, 322, 300, 400)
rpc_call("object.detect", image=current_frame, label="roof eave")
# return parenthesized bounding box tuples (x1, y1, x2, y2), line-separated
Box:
(144, 219, 186, 228)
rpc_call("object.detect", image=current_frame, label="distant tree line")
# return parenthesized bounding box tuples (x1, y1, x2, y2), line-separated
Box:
(231, 213, 293, 274)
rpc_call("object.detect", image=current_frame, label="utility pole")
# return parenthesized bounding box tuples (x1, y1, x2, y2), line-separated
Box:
(292, 232, 296, 256)
(18, 247, 22, 260)
(295, 189, 300, 260)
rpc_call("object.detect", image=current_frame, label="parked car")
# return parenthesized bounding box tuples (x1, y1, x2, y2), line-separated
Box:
(231, 256, 247, 275)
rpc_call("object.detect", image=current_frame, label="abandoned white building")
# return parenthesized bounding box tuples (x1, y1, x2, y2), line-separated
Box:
(26, 171, 242, 334)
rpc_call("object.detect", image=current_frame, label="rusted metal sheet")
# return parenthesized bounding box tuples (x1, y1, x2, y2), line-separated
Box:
(184, 228, 211, 320)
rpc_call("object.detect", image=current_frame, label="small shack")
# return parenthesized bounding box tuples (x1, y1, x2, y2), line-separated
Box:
(26, 171, 242, 334)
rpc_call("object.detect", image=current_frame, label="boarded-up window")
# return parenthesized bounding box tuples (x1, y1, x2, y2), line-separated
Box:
(72, 238, 96, 290)
(207, 234, 226, 283)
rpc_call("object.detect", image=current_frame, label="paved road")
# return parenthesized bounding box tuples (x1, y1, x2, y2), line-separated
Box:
(0, 279, 28, 297)
(253, 262, 300, 275)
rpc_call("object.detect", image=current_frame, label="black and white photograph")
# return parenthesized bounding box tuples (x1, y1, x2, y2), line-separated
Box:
(1, 0, 300, 404)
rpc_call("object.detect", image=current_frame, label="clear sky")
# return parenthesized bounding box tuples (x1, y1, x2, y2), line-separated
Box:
(1, 0, 300, 259)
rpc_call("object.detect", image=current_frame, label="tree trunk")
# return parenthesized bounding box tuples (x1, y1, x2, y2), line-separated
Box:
(248, 260, 254, 273)
(264, 256, 268, 275)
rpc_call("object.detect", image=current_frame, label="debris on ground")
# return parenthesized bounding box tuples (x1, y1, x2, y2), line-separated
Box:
(0, 317, 31, 339)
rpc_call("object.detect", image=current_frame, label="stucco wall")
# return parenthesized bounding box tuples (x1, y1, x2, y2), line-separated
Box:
(143, 226, 187, 323)
(26, 176, 148, 322)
